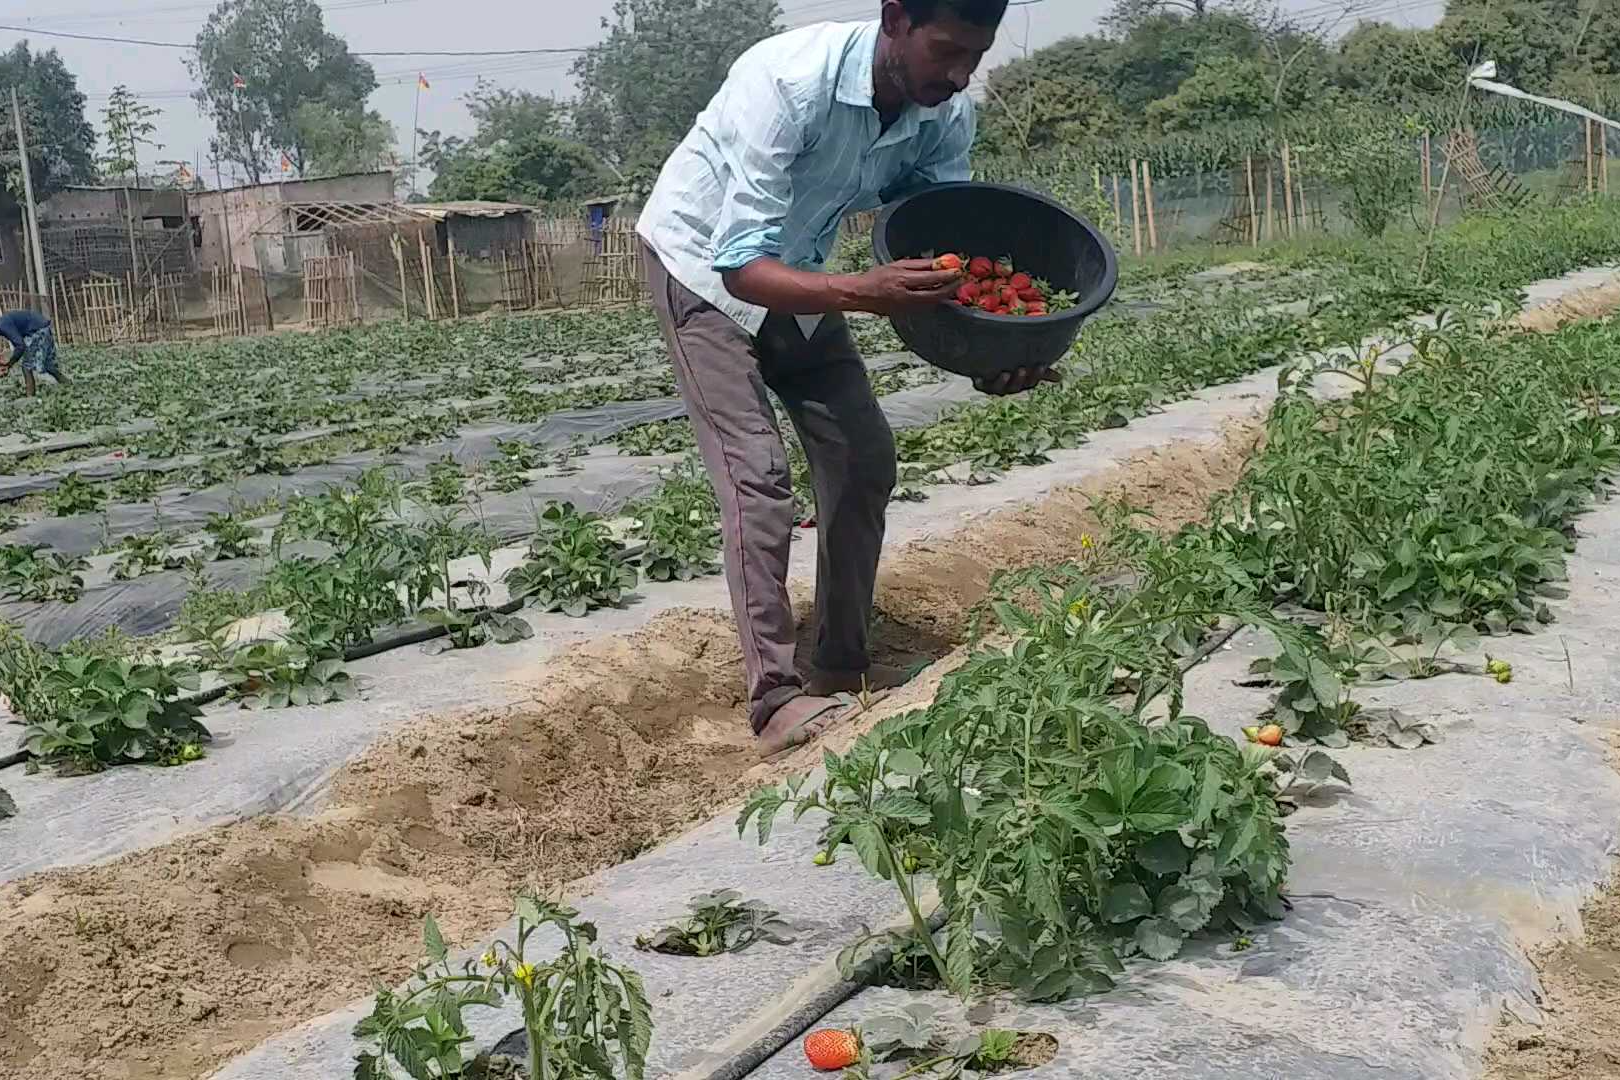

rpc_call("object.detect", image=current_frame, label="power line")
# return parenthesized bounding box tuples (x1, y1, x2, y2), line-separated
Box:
(0, 21, 592, 55)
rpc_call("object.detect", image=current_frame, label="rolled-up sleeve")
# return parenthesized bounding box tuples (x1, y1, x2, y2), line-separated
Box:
(710, 64, 809, 273)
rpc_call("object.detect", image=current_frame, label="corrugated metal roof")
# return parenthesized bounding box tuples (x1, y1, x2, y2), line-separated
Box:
(409, 200, 536, 220)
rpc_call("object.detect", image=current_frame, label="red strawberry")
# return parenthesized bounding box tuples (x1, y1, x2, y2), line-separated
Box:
(958, 281, 981, 302)
(1000, 285, 1019, 305)
(1010, 272, 1033, 291)
(804, 1030, 860, 1071)
(967, 256, 994, 280)
(1026, 303, 1048, 316)
(1016, 287, 1041, 303)
(976, 293, 999, 312)
(933, 253, 963, 273)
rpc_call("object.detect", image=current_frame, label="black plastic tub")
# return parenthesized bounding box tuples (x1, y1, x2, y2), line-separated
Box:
(871, 182, 1118, 379)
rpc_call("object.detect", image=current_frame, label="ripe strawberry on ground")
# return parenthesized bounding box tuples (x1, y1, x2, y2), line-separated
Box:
(1256, 724, 1284, 746)
(804, 1030, 861, 1071)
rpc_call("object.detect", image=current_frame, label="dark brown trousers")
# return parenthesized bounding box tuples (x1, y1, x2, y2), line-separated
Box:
(643, 244, 896, 732)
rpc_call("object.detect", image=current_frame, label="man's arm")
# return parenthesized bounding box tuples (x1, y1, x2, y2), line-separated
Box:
(710, 64, 960, 315)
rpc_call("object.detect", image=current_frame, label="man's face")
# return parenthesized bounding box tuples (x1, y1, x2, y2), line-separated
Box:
(889, 11, 999, 108)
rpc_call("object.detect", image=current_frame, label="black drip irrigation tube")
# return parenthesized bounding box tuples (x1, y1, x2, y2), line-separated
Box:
(490, 621, 1247, 1080)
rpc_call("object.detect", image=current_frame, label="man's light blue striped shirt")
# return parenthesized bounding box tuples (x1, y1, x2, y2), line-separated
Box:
(636, 20, 976, 336)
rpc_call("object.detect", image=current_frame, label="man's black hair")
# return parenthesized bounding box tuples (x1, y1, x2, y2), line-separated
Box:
(899, 0, 1009, 28)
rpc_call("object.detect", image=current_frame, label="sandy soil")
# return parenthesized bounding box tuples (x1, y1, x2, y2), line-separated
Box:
(1513, 275, 1620, 333)
(1483, 880, 1620, 1079)
(0, 422, 1260, 1080)
(1483, 737, 1620, 1079)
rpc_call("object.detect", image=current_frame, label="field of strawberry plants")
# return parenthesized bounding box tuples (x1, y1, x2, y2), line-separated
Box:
(193, 226, 1620, 1080)
(0, 200, 1616, 781)
(2, 197, 1620, 1080)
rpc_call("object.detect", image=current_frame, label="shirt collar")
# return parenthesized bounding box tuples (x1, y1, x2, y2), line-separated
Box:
(834, 20, 944, 121)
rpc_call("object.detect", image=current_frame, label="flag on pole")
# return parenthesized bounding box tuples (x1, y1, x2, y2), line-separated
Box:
(231, 71, 247, 90)
(280, 151, 293, 175)
(418, 73, 430, 91)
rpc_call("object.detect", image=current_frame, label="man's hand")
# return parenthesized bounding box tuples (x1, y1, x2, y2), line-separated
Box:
(851, 259, 963, 315)
(973, 366, 1062, 397)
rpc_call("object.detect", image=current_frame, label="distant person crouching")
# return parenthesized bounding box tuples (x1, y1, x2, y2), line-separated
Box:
(0, 309, 65, 397)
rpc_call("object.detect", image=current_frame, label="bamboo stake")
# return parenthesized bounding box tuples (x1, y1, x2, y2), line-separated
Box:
(1129, 159, 1143, 257)
(1264, 160, 1275, 243)
(1245, 155, 1258, 247)
(392, 233, 410, 320)
(419, 232, 436, 319)
(1142, 160, 1159, 253)
(1421, 132, 1432, 216)
(1111, 174, 1123, 247)
(1602, 126, 1610, 196)
(447, 234, 461, 319)
(1587, 119, 1596, 196)
(351, 251, 361, 323)
(1293, 147, 1307, 233)
(1280, 144, 1295, 240)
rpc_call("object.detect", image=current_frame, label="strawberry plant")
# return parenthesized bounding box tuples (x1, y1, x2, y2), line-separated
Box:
(217, 639, 361, 709)
(274, 468, 402, 552)
(0, 544, 88, 602)
(111, 532, 185, 580)
(614, 419, 696, 457)
(504, 503, 637, 617)
(628, 461, 720, 582)
(411, 519, 534, 653)
(354, 897, 652, 1080)
(111, 468, 161, 504)
(20, 653, 209, 772)
(409, 456, 468, 507)
(483, 439, 542, 493)
(47, 472, 105, 516)
(634, 891, 794, 957)
(204, 511, 261, 561)
(270, 548, 410, 650)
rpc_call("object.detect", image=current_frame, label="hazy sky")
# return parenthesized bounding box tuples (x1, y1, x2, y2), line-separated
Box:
(0, 0, 1446, 184)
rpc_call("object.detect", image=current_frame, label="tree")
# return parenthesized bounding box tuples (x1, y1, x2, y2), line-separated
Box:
(424, 131, 612, 204)
(1334, 22, 1459, 103)
(419, 81, 609, 204)
(1438, 0, 1569, 89)
(0, 43, 98, 198)
(570, 0, 781, 188)
(1145, 56, 1274, 132)
(189, 0, 378, 183)
(292, 103, 396, 177)
(99, 86, 162, 184)
(463, 84, 569, 151)
(978, 37, 1126, 155)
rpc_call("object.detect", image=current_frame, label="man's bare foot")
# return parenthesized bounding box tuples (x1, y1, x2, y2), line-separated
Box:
(756, 692, 883, 760)
(806, 662, 917, 698)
